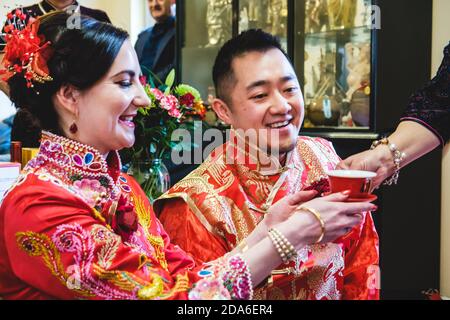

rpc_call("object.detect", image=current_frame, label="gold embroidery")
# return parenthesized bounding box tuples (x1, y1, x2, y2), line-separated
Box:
(173, 169, 237, 236)
(133, 193, 168, 271)
(16, 231, 94, 297)
(267, 286, 286, 300)
(298, 139, 329, 185)
(91, 225, 121, 270)
(17, 228, 187, 300)
(156, 192, 217, 236)
(296, 288, 308, 300)
(236, 164, 272, 204)
(94, 264, 189, 300)
(306, 244, 344, 300)
(91, 208, 111, 231)
(93, 264, 150, 291)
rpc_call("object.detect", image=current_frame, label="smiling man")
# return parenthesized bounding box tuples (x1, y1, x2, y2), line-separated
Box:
(155, 29, 379, 300)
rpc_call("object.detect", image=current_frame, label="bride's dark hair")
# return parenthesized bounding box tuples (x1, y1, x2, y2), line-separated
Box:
(8, 11, 129, 141)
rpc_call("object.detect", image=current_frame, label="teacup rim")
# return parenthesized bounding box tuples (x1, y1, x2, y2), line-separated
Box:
(326, 169, 377, 179)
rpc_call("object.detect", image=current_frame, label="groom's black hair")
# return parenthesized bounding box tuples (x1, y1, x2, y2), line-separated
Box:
(212, 29, 293, 105)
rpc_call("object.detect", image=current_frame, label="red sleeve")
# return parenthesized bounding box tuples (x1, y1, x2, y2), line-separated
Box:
(2, 177, 195, 300)
(158, 198, 229, 266)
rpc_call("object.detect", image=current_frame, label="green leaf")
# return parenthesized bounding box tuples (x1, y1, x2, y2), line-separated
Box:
(141, 66, 160, 87)
(165, 69, 175, 90)
(174, 84, 202, 102)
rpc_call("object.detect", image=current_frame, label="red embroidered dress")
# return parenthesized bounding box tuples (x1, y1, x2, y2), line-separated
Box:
(156, 134, 380, 300)
(0, 132, 237, 300)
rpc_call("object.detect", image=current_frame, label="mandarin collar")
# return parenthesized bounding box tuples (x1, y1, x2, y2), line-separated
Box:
(229, 129, 295, 176)
(39, 131, 122, 184)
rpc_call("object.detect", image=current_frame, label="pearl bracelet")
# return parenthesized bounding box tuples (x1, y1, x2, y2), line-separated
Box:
(268, 228, 297, 264)
(371, 137, 406, 186)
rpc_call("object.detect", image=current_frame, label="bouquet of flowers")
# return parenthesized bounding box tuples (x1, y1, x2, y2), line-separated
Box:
(122, 70, 206, 201)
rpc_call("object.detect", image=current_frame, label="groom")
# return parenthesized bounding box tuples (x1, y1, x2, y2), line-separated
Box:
(155, 29, 379, 300)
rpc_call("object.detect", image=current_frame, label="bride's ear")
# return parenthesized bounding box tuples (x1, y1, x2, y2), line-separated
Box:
(53, 84, 81, 118)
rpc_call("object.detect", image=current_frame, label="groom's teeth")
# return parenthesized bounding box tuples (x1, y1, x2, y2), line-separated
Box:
(270, 120, 289, 128)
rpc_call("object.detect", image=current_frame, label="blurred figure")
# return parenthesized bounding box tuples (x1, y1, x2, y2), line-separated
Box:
(0, 91, 16, 160)
(135, 0, 176, 81)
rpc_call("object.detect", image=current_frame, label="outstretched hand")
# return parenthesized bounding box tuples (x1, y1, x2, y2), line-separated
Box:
(337, 148, 393, 190)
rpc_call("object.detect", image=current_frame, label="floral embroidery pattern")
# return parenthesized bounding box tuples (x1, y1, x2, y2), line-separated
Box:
(16, 230, 94, 298)
(16, 223, 189, 300)
(72, 179, 108, 208)
(91, 225, 121, 270)
(20, 132, 136, 229)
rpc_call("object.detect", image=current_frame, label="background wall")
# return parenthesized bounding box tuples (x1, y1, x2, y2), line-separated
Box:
(432, 0, 450, 300)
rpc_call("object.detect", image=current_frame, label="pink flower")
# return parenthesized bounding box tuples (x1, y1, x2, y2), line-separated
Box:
(72, 179, 107, 207)
(150, 88, 164, 101)
(139, 75, 147, 86)
(160, 94, 179, 111)
(168, 107, 182, 119)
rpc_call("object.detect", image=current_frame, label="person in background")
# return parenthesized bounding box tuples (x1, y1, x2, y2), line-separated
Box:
(0, 92, 16, 161)
(338, 43, 450, 188)
(0, 115, 14, 158)
(134, 1, 199, 185)
(135, 0, 176, 81)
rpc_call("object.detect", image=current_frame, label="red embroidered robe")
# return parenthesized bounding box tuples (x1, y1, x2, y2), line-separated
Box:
(0, 132, 205, 300)
(156, 135, 380, 300)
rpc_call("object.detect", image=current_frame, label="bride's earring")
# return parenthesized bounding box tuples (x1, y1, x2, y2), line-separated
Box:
(69, 122, 78, 134)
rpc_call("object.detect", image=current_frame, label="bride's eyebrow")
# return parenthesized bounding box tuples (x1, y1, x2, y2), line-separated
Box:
(111, 70, 136, 78)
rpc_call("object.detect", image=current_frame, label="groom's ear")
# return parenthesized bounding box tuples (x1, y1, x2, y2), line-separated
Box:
(211, 98, 233, 125)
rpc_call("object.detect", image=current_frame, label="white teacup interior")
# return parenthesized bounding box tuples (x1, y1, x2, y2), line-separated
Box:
(327, 170, 377, 179)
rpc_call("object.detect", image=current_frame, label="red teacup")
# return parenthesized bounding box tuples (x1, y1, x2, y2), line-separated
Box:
(327, 170, 377, 199)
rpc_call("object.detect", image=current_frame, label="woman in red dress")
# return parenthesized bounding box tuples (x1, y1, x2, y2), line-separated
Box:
(0, 11, 376, 300)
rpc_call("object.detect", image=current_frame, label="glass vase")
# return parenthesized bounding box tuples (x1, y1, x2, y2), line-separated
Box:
(127, 159, 171, 203)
